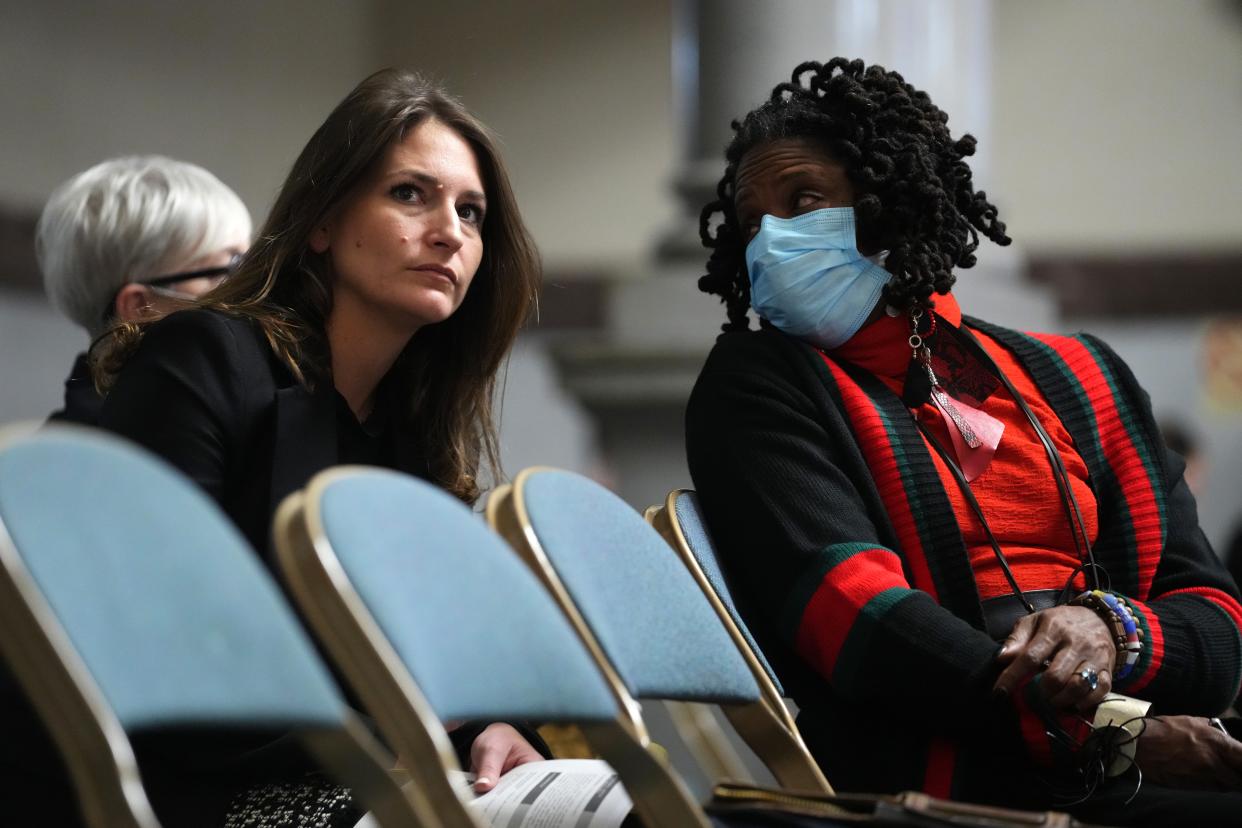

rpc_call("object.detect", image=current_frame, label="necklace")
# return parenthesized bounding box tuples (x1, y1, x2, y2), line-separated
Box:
(907, 308, 1102, 615)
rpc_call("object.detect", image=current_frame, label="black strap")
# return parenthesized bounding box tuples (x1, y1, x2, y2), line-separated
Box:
(954, 324, 1100, 588)
(917, 422, 1038, 614)
(908, 316, 1103, 617)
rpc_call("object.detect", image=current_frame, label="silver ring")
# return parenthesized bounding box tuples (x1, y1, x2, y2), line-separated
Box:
(1078, 666, 1099, 691)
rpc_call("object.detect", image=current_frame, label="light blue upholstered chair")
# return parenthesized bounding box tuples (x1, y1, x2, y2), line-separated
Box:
(647, 489, 830, 792)
(0, 425, 422, 828)
(487, 468, 830, 794)
(273, 466, 711, 828)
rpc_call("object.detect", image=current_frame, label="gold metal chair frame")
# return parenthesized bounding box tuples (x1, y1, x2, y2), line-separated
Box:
(642, 491, 1084, 827)
(0, 504, 157, 828)
(488, 467, 827, 800)
(276, 466, 710, 828)
(657, 697, 752, 785)
(646, 488, 832, 794)
(0, 425, 419, 828)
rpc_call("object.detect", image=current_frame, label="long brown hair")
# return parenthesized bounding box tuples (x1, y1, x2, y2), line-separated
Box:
(96, 68, 541, 503)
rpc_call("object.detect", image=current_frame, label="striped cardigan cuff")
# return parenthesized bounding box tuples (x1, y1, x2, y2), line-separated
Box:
(782, 542, 918, 693)
(1123, 593, 1242, 710)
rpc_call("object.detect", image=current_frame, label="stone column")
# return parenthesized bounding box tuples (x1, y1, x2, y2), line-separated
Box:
(554, 0, 1038, 515)
(664, 0, 996, 260)
(553, 0, 1047, 797)
(663, 0, 844, 259)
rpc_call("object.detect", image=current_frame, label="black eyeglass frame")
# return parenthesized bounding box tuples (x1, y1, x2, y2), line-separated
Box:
(100, 253, 242, 323)
(142, 263, 235, 289)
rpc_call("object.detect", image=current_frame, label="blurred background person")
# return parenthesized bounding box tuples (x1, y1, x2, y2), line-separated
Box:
(1160, 419, 1207, 500)
(35, 155, 251, 424)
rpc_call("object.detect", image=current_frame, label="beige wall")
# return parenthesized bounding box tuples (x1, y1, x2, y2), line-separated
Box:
(992, 0, 1242, 252)
(0, 0, 676, 275)
(5, 1, 1238, 272)
(987, 1, 1242, 547)
(375, 0, 677, 272)
(0, 0, 387, 221)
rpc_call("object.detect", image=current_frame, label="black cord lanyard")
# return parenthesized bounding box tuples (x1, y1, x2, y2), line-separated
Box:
(912, 319, 1102, 615)
(918, 423, 1038, 612)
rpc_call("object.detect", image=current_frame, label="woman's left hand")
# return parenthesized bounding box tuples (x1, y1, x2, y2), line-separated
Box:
(1137, 716, 1242, 790)
(470, 723, 546, 793)
(993, 606, 1116, 711)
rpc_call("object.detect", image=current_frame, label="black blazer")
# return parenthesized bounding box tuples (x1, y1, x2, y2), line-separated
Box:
(21, 309, 546, 823)
(98, 308, 429, 558)
(48, 352, 105, 426)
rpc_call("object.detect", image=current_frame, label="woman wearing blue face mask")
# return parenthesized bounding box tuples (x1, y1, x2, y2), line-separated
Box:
(685, 58, 1242, 825)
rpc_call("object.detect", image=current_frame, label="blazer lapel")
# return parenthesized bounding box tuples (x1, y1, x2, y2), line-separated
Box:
(270, 384, 339, 513)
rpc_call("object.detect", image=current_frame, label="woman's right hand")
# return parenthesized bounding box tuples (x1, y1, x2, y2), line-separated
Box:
(1137, 716, 1242, 790)
(994, 605, 1116, 710)
(469, 723, 545, 794)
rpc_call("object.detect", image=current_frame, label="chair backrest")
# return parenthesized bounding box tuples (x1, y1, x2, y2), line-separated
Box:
(668, 490, 783, 695)
(311, 467, 618, 724)
(492, 468, 832, 795)
(502, 468, 760, 707)
(276, 466, 710, 828)
(648, 489, 832, 792)
(0, 426, 420, 828)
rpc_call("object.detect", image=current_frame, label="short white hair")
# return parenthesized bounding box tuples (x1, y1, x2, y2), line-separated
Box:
(35, 155, 252, 336)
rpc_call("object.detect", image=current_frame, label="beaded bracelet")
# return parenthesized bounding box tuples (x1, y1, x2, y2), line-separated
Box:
(1070, 589, 1144, 681)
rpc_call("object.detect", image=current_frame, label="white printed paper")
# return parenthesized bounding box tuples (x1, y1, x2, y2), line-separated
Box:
(355, 759, 632, 828)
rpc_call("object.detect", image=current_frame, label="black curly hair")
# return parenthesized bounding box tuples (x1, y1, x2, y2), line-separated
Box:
(699, 57, 1011, 332)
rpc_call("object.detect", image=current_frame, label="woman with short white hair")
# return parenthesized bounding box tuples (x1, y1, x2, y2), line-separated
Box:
(35, 155, 250, 423)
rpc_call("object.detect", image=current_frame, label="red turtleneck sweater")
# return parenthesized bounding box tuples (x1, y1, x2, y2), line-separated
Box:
(831, 293, 1099, 608)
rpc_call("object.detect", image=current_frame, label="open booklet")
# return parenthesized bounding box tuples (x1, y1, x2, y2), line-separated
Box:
(355, 759, 633, 828)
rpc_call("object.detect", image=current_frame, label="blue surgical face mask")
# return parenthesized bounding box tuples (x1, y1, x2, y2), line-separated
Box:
(745, 207, 891, 350)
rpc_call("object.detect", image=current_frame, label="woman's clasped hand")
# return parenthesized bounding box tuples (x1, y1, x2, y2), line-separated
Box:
(994, 606, 1117, 710)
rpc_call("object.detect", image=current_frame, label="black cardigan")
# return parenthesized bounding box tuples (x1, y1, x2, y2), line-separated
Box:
(685, 321, 1242, 807)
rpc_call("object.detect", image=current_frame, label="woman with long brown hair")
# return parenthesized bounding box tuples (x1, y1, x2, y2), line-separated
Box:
(98, 67, 538, 524)
(84, 68, 545, 824)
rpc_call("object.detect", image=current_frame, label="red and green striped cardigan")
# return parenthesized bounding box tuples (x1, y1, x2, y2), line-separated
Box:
(686, 318, 1242, 805)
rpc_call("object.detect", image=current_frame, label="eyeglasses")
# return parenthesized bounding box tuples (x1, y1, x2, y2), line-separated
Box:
(101, 252, 243, 323)
(143, 253, 242, 289)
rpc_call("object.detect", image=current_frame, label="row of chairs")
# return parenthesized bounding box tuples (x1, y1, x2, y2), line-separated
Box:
(0, 424, 827, 828)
